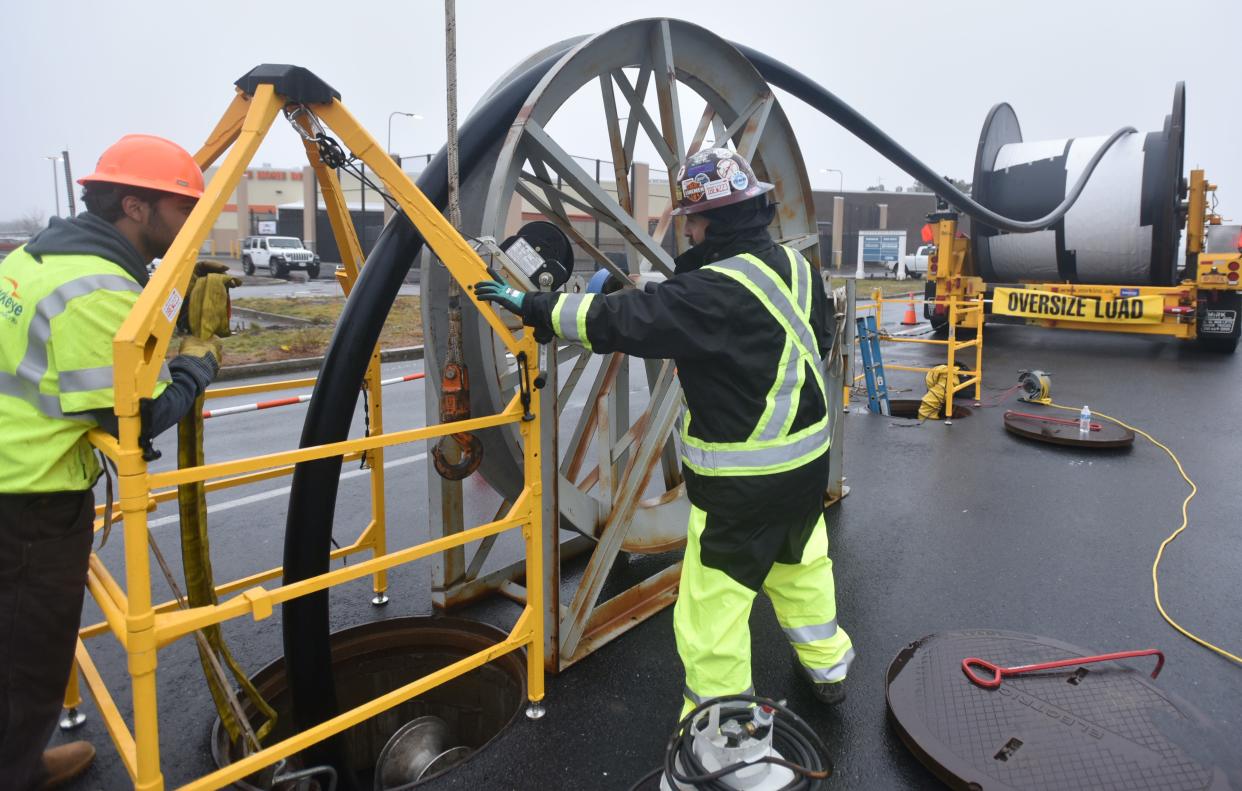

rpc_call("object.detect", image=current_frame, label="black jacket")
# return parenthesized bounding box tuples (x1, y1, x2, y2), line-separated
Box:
(521, 228, 832, 525)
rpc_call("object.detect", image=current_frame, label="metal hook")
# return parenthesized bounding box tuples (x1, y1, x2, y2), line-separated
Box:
(432, 432, 483, 481)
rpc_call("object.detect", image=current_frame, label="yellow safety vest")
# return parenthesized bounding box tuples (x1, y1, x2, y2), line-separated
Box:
(0, 246, 169, 492)
(680, 246, 830, 476)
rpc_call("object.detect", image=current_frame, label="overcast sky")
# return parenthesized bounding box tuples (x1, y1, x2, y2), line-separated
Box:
(2, 0, 1238, 224)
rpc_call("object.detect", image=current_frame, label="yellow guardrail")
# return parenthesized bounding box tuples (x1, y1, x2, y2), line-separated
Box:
(850, 289, 984, 417)
(72, 84, 546, 790)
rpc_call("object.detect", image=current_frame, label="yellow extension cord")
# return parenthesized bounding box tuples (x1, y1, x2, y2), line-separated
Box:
(1045, 401, 1242, 665)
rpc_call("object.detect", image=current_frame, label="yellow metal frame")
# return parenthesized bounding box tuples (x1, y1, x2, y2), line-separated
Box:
(852, 291, 983, 417)
(71, 83, 545, 790)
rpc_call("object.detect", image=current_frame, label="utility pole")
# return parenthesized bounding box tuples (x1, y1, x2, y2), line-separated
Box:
(61, 149, 76, 217)
(430, 0, 469, 612)
(45, 156, 61, 217)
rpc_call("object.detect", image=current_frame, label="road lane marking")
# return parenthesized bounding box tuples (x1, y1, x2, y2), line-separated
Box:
(146, 452, 427, 528)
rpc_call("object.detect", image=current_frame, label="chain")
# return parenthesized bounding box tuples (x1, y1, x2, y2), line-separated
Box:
(359, 383, 372, 469)
(284, 105, 402, 212)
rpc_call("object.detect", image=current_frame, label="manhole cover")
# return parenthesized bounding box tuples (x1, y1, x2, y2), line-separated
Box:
(886, 630, 1230, 790)
(1003, 410, 1134, 448)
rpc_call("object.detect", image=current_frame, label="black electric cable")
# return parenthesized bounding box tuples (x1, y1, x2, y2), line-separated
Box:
(733, 43, 1136, 234)
(629, 695, 831, 791)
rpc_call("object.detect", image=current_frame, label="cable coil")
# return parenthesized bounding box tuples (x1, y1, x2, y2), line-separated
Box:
(631, 695, 832, 791)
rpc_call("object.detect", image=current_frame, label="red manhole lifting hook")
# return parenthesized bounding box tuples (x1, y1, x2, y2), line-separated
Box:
(962, 648, 1165, 689)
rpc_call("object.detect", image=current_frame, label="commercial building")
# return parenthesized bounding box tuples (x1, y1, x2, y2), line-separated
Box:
(203, 162, 940, 272)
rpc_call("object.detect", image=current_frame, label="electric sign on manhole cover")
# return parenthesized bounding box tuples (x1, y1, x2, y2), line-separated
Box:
(885, 630, 1231, 790)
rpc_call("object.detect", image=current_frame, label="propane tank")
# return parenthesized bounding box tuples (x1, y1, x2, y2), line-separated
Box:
(660, 703, 795, 791)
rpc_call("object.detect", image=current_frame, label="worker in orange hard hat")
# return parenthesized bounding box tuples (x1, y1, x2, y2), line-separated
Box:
(0, 135, 225, 790)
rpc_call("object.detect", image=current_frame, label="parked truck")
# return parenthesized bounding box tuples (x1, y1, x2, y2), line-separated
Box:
(896, 244, 932, 277)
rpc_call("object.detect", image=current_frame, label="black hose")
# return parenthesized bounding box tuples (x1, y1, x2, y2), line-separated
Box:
(733, 43, 1136, 234)
(279, 46, 572, 788)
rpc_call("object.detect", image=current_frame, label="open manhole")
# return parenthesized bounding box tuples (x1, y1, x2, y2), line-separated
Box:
(886, 398, 973, 420)
(211, 616, 525, 790)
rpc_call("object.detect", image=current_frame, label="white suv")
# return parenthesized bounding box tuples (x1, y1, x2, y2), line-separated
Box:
(241, 236, 321, 279)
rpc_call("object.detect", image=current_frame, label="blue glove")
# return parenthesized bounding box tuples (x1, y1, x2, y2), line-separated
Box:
(473, 278, 525, 315)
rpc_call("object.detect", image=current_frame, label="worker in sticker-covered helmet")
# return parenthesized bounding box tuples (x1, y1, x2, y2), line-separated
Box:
(670, 146, 774, 216)
(0, 134, 227, 790)
(475, 147, 853, 718)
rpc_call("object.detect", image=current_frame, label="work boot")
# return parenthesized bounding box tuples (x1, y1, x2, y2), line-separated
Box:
(39, 741, 95, 789)
(795, 659, 847, 706)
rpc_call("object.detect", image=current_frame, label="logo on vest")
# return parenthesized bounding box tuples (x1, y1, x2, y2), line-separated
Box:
(0, 277, 24, 324)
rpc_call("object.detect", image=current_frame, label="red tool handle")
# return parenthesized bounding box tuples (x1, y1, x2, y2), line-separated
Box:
(1004, 410, 1102, 431)
(962, 648, 1165, 689)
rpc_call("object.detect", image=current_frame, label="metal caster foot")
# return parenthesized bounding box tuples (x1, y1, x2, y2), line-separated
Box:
(525, 702, 546, 720)
(371, 593, 390, 606)
(59, 708, 86, 731)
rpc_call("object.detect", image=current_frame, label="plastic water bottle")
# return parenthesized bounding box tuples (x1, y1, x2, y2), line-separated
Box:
(1079, 405, 1091, 435)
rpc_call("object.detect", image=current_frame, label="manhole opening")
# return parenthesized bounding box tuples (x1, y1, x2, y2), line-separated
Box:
(212, 617, 525, 790)
(885, 398, 973, 420)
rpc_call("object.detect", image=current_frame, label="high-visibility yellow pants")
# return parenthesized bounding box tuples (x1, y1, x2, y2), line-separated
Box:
(674, 505, 854, 717)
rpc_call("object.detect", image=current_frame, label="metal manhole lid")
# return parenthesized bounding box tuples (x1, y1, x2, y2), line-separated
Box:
(1003, 410, 1134, 448)
(885, 630, 1230, 790)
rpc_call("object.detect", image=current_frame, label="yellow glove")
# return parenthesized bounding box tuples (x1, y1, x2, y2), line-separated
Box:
(179, 335, 222, 367)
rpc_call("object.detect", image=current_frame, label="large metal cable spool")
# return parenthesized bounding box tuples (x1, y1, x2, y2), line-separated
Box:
(425, 18, 820, 551)
(971, 83, 1186, 285)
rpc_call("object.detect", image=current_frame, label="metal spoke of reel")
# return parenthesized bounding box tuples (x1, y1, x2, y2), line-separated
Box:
(425, 18, 820, 667)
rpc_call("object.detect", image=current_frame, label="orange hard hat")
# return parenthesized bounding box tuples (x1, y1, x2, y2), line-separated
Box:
(78, 134, 204, 199)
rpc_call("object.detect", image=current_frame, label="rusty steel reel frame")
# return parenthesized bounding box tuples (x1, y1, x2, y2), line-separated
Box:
(425, 19, 821, 669)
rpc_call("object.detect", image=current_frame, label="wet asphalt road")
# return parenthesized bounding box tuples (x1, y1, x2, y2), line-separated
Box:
(56, 301, 1241, 790)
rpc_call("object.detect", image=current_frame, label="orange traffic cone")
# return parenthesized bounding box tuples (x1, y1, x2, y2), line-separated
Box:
(901, 291, 918, 325)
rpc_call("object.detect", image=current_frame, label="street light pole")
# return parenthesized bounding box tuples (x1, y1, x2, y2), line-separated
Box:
(820, 168, 845, 270)
(387, 110, 423, 155)
(45, 156, 61, 217)
(820, 168, 844, 194)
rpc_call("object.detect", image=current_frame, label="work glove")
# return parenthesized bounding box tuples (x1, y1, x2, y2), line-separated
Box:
(473, 276, 556, 344)
(472, 277, 525, 316)
(173, 335, 222, 393)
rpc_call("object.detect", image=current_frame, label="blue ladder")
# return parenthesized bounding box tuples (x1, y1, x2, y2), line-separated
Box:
(856, 315, 891, 416)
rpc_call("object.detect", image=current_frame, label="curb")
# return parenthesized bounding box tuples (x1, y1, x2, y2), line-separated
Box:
(231, 306, 315, 327)
(216, 345, 425, 381)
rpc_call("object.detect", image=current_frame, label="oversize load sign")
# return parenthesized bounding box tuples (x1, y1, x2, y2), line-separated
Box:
(993, 288, 1163, 324)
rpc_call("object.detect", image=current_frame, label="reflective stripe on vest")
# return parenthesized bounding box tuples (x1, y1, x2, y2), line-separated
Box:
(1, 273, 142, 419)
(58, 361, 171, 394)
(682, 246, 829, 476)
(0, 247, 166, 492)
(552, 293, 596, 351)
